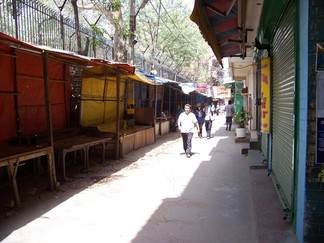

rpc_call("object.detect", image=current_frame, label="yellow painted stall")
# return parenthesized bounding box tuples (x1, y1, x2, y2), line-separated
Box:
(80, 67, 157, 158)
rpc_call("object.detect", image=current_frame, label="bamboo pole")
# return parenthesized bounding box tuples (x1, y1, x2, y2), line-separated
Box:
(154, 85, 158, 118)
(116, 68, 121, 159)
(161, 85, 165, 115)
(63, 64, 68, 127)
(42, 51, 56, 189)
(42, 51, 54, 146)
(168, 86, 171, 115)
(12, 49, 21, 140)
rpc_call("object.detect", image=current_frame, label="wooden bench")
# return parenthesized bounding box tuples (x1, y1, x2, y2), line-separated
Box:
(0, 145, 56, 208)
(53, 135, 114, 180)
(13, 128, 117, 181)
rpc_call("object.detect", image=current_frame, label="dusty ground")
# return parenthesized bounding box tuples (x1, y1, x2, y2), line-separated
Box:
(0, 131, 182, 236)
(0, 117, 297, 242)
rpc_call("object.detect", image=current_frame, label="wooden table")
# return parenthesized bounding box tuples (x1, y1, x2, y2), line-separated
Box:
(0, 145, 56, 207)
(54, 135, 114, 180)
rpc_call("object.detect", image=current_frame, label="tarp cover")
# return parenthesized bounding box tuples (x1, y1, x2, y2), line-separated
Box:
(80, 66, 161, 132)
(0, 43, 70, 141)
(0, 32, 137, 141)
(80, 66, 127, 131)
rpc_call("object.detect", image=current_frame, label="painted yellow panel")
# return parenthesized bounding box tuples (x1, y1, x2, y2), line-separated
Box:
(261, 57, 271, 133)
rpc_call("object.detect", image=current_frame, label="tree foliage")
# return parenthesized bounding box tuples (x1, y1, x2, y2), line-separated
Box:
(39, 0, 216, 82)
(135, 0, 213, 82)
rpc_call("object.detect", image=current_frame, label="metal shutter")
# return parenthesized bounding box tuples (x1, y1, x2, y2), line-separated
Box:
(262, 133, 268, 159)
(271, 2, 295, 208)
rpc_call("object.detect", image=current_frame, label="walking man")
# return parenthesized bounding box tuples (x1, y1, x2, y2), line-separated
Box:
(178, 104, 200, 158)
(224, 100, 235, 131)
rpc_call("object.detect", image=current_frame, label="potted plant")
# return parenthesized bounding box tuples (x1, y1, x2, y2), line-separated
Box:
(233, 108, 252, 138)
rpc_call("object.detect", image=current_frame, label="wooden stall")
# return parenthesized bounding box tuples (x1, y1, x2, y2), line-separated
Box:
(0, 32, 136, 205)
(80, 67, 156, 158)
(0, 33, 59, 206)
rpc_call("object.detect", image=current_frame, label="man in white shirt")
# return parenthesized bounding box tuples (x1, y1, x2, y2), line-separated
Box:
(178, 104, 200, 158)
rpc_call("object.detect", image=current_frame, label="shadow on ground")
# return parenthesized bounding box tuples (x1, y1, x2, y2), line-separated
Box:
(0, 132, 180, 240)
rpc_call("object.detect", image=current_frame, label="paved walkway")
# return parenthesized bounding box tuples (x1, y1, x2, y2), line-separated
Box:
(0, 115, 297, 242)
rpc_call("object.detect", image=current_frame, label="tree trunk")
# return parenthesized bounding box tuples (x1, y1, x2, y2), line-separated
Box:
(128, 0, 135, 64)
(151, 0, 162, 61)
(113, 11, 126, 62)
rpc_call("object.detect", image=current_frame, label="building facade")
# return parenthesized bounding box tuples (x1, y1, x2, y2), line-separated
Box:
(257, 0, 324, 241)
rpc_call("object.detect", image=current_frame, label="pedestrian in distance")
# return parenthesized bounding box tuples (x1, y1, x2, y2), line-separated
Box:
(195, 103, 205, 138)
(203, 103, 213, 139)
(178, 104, 200, 158)
(172, 104, 184, 132)
(224, 100, 235, 131)
(176, 104, 184, 120)
(216, 104, 220, 116)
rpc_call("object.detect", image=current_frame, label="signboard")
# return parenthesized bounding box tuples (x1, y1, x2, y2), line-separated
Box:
(196, 83, 210, 95)
(212, 86, 231, 99)
(261, 57, 271, 133)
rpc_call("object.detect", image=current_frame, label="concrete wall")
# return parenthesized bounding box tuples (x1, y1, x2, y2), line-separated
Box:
(304, 0, 324, 242)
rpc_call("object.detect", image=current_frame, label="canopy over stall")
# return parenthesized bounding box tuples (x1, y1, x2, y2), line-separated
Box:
(0, 32, 136, 204)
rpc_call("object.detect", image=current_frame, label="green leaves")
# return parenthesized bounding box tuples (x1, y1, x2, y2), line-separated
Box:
(234, 109, 253, 128)
(135, 0, 213, 79)
(100, 0, 122, 12)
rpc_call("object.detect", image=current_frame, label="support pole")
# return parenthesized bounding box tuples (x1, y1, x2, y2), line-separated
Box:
(42, 51, 56, 188)
(42, 51, 54, 147)
(116, 68, 121, 159)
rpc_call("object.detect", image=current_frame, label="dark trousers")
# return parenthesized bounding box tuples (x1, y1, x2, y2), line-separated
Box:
(181, 132, 194, 155)
(198, 122, 204, 137)
(226, 116, 233, 130)
(205, 120, 212, 137)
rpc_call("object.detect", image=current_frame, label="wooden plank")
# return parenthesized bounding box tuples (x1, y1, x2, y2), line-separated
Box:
(155, 122, 160, 136)
(121, 133, 134, 155)
(0, 90, 19, 95)
(134, 130, 146, 150)
(160, 120, 170, 135)
(145, 127, 155, 145)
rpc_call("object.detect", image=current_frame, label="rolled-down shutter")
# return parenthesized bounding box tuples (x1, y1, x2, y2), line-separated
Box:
(271, 2, 295, 208)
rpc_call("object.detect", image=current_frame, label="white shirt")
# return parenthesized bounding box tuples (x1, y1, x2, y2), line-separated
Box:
(178, 112, 198, 133)
(204, 106, 213, 120)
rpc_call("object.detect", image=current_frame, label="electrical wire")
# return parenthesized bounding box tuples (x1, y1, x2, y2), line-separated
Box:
(160, 2, 192, 44)
(148, 0, 196, 45)
(148, 1, 178, 40)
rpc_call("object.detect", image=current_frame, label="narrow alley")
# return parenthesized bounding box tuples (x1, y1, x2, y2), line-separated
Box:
(0, 115, 297, 243)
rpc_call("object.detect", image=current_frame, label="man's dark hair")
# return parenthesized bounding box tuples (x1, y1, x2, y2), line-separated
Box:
(228, 100, 232, 104)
